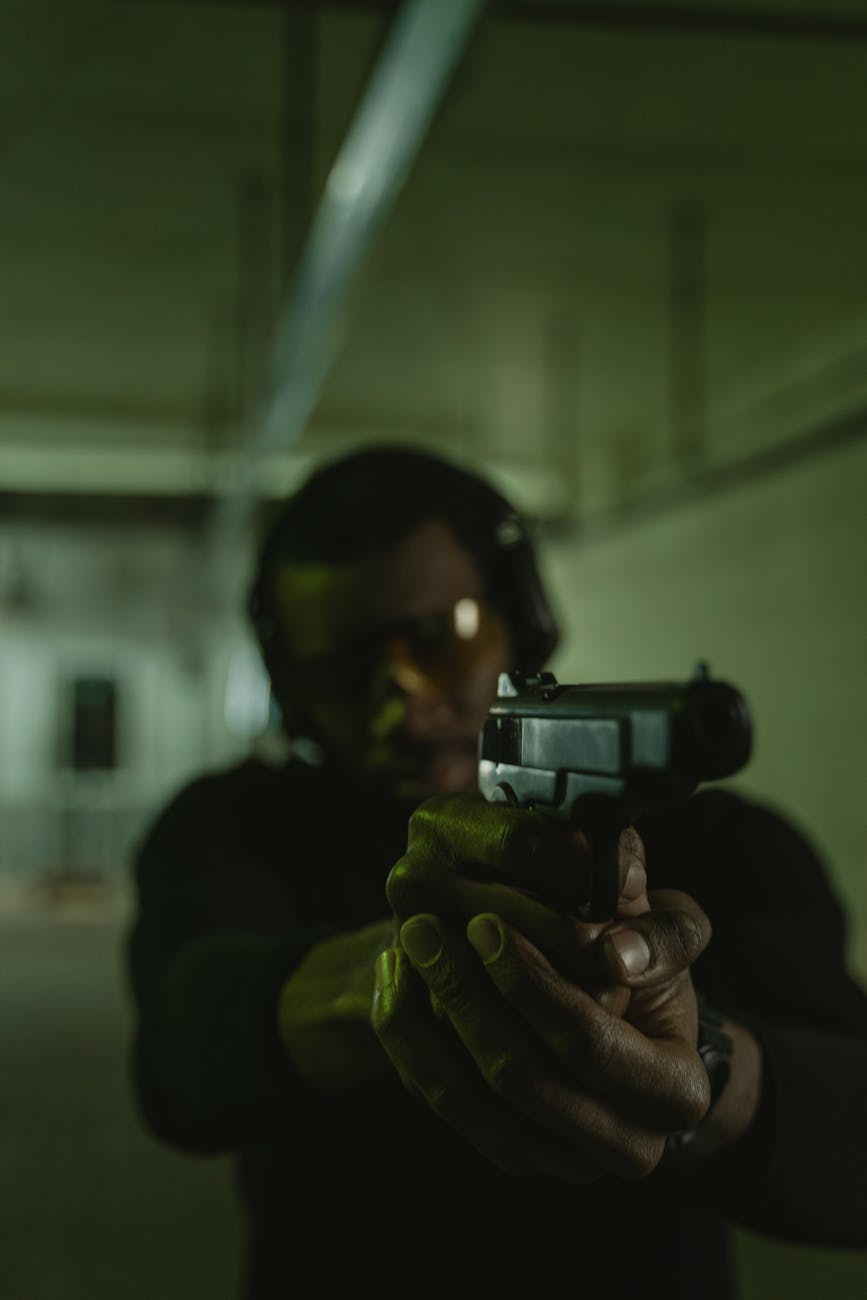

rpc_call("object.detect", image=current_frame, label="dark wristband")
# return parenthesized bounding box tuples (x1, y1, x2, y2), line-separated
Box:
(666, 1000, 733, 1153)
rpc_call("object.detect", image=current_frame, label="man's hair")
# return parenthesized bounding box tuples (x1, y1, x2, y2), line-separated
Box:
(248, 444, 559, 673)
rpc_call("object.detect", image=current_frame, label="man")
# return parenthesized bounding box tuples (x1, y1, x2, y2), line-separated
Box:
(129, 446, 867, 1298)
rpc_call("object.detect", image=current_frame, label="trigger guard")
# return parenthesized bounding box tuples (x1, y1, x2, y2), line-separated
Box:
(490, 783, 518, 806)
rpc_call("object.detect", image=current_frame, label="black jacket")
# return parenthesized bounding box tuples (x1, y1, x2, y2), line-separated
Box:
(128, 758, 867, 1298)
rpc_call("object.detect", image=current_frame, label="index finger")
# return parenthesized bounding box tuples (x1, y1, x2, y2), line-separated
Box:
(408, 795, 649, 923)
(407, 794, 594, 905)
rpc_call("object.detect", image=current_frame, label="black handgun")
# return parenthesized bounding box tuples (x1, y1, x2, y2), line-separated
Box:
(478, 665, 752, 920)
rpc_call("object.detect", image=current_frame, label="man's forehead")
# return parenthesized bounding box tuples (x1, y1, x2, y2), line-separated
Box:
(368, 518, 486, 610)
(270, 519, 486, 656)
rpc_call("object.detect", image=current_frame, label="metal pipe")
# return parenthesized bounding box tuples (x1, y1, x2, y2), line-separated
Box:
(209, 0, 487, 549)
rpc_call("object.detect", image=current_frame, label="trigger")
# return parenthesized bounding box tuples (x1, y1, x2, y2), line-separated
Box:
(491, 783, 519, 806)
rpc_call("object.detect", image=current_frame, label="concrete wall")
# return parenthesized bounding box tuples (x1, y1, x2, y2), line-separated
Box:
(544, 435, 867, 977)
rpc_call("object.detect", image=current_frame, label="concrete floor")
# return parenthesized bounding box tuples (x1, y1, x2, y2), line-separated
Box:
(2, 887, 866, 1300)
(0, 898, 243, 1300)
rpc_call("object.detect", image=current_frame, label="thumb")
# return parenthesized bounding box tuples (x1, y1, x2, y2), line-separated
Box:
(598, 889, 711, 987)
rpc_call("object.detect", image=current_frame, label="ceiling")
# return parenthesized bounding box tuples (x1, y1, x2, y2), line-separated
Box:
(1, 0, 866, 522)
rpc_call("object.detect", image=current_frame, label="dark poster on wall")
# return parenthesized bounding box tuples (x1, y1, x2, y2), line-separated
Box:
(71, 676, 118, 771)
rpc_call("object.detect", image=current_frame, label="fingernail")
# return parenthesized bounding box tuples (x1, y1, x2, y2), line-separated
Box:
(623, 862, 647, 898)
(401, 917, 442, 967)
(609, 929, 651, 976)
(467, 915, 503, 964)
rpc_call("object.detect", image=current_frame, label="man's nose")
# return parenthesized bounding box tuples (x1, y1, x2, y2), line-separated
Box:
(377, 640, 458, 730)
(378, 637, 437, 697)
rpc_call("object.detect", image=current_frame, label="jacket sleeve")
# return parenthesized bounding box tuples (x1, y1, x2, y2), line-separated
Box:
(652, 792, 867, 1245)
(127, 768, 335, 1154)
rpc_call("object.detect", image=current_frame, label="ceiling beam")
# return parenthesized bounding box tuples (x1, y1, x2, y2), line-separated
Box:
(139, 2, 867, 44)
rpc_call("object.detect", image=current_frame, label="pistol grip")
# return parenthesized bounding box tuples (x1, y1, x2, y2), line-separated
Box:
(584, 827, 624, 922)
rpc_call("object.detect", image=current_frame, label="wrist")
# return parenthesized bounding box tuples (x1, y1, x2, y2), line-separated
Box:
(666, 1008, 763, 1163)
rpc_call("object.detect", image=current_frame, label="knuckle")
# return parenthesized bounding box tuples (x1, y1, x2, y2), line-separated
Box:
(581, 1014, 618, 1076)
(619, 1137, 665, 1182)
(651, 891, 712, 961)
(677, 910, 709, 961)
(426, 960, 469, 1014)
(654, 910, 708, 971)
(667, 920, 696, 969)
(406, 796, 451, 847)
(385, 853, 428, 915)
(618, 826, 646, 868)
(677, 1066, 712, 1129)
(476, 940, 525, 997)
(656, 1060, 711, 1131)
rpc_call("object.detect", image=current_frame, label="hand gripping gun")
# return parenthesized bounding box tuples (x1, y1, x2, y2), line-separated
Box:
(478, 665, 752, 920)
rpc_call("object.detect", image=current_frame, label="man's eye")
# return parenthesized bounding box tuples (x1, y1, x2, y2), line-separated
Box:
(411, 617, 448, 649)
(305, 648, 374, 686)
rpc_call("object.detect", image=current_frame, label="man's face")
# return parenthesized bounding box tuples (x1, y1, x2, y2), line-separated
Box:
(270, 517, 513, 800)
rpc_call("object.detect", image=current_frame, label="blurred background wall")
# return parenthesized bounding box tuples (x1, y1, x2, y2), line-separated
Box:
(1, 1, 865, 1296)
